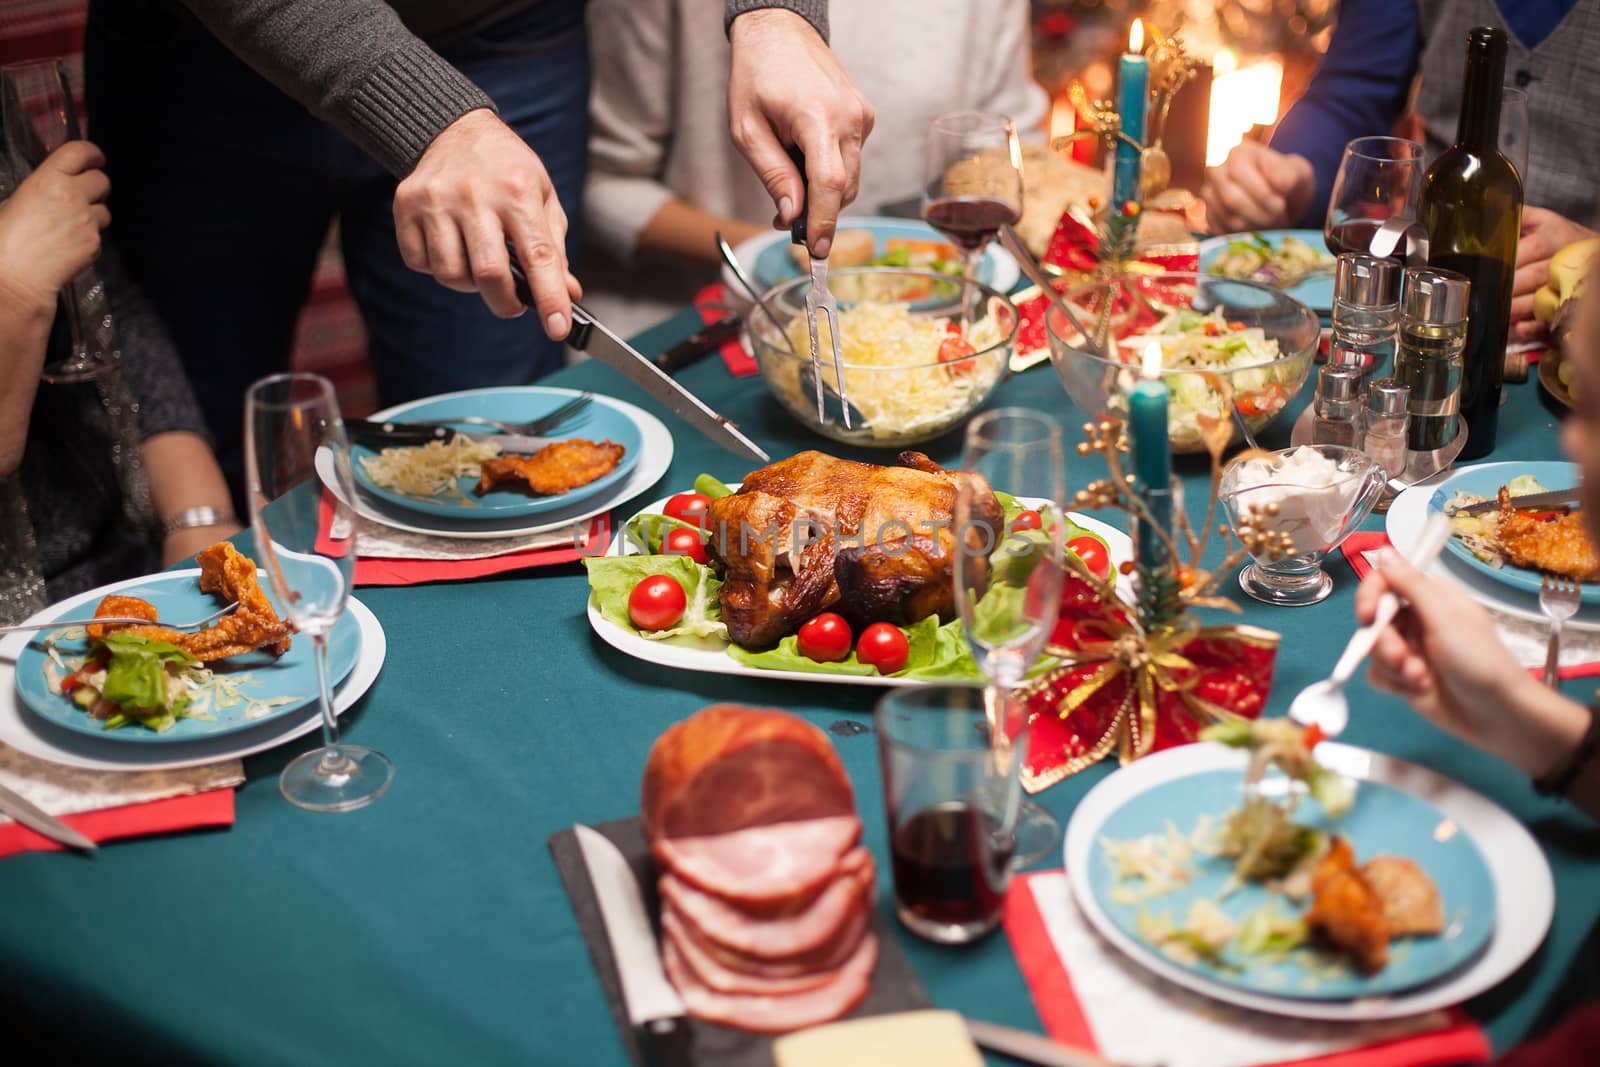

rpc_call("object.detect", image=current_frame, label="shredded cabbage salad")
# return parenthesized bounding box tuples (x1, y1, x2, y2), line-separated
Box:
(774, 301, 1006, 440)
(1210, 232, 1331, 287)
(358, 436, 502, 502)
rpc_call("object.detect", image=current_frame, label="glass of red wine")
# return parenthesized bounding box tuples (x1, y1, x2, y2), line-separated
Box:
(921, 111, 1024, 284)
(876, 685, 1055, 944)
(1324, 137, 1424, 263)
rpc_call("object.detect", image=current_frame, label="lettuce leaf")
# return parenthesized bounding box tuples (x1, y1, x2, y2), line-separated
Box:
(622, 512, 702, 555)
(727, 613, 989, 681)
(582, 555, 727, 641)
(94, 633, 196, 714)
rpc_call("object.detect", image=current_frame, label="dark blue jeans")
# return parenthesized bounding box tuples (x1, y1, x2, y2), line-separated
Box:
(83, 1, 589, 493)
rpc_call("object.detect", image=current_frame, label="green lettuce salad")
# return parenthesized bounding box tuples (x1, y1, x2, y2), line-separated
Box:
(584, 477, 1114, 681)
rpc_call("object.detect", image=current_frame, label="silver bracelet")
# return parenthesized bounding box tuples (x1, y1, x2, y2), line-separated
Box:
(162, 505, 236, 536)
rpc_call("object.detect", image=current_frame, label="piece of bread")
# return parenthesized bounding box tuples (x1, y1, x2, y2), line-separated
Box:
(788, 228, 876, 270)
(1016, 144, 1105, 255)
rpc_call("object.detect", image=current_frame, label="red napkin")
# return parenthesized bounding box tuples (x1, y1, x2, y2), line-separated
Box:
(694, 284, 759, 378)
(1003, 870, 1491, 1067)
(315, 491, 611, 587)
(1341, 532, 1600, 681)
(0, 788, 235, 859)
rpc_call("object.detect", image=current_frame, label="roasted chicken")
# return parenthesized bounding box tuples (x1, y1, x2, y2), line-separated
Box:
(705, 451, 1003, 649)
(1361, 856, 1444, 938)
(475, 438, 626, 497)
(1495, 487, 1600, 581)
(1306, 837, 1390, 974)
(87, 542, 294, 660)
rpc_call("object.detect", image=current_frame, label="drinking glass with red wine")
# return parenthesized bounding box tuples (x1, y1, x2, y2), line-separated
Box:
(1324, 137, 1425, 262)
(876, 686, 1055, 945)
(921, 111, 1024, 283)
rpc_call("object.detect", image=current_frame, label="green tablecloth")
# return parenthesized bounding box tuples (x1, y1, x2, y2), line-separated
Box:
(4, 310, 1597, 1064)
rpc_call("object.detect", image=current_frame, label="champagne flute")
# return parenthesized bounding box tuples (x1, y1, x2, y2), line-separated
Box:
(922, 111, 1024, 284)
(245, 373, 393, 812)
(1499, 85, 1530, 182)
(953, 408, 1066, 844)
(1, 59, 106, 383)
(1324, 137, 1424, 263)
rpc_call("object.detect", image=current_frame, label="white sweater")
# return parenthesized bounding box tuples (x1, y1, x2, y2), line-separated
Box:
(582, 0, 1048, 336)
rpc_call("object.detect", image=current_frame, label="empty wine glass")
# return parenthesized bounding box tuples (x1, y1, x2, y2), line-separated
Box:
(1, 59, 106, 383)
(953, 408, 1066, 842)
(922, 111, 1024, 284)
(1324, 137, 1425, 264)
(245, 373, 392, 812)
(1500, 85, 1530, 182)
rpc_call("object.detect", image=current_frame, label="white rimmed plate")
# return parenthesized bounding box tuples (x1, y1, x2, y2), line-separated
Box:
(318, 388, 672, 540)
(586, 493, 1132, 687)
(0, 573, 386, 773)
(1063, 740, 1553, 1021)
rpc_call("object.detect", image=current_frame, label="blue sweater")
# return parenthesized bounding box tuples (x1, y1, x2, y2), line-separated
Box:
(1270, 0, 1576, 225)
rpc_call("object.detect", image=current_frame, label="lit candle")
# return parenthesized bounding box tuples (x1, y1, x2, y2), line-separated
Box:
(1112, 18, 1149, 213)
(1130, 340, 1172, 568)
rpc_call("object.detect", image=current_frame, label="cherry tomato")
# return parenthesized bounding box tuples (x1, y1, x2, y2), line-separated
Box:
(856, 622, 910, 675)
(1303, 723, 1326, 750)
(662, 526, 708, 564)
(663, 492, 712, 526)
(937, 322, 978, 376)
(1227, 320, 1247, 332)
(628, 575, 687, 632)
(1010, 509, 1044, 533)
(797, 612, 853, 663)
(1067, 535, 1112, 580)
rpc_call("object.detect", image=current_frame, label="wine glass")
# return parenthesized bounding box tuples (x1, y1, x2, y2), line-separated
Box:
(1324, 137, 1424, 264)
(922, 111, 1024, 284)
(245, 373, 393, 812)
(1, 59, 107, 383)
(953, 407, 1066, 843)
(1500, 85, 1530, 182)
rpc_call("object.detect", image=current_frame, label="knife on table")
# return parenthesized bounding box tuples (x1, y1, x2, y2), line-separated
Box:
(1452, 488, 1582, 515)
(0, 780, 96, 853)
(574, 825, 692, 1067)
(343, 421, 557, 453)
(505, 260, 769, 464)
(654, 315, 744, 373)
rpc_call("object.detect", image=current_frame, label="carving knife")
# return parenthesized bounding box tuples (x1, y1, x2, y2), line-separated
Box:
(574, 825, 691, 1067)
(506, 261, 769, 464)
(0, 781, 96, 852)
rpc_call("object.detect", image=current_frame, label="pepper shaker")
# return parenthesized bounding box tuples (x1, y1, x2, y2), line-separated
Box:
(1363, 378, 1411, 479)
(1312, 364, 1364, 448)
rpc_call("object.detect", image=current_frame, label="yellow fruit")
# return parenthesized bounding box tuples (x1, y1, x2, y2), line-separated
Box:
(1549, 237, 1600, 303)
(1534, 283, 1562, 325)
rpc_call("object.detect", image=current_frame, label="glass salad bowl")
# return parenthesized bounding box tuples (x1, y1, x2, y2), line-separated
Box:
(1220, 445, 1386, 606)
(748, 267, 1018, 447)
(1045, 272, 1320, 454)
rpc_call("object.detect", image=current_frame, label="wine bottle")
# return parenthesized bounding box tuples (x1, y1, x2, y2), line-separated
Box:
(1419, 26, 1523, 460)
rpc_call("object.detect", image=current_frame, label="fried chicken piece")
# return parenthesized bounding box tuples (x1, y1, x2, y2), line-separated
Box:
(1362, 856, 1445, 938)
(87, 543, 293, 661)
(1306, 837, 1391, 973)
(475, 439, 626, 497)
(1496, 487, 1600, 581)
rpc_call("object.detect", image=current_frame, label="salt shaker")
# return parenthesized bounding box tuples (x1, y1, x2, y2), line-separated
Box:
(1330, 254, 1401, 375)
(1363, 378, 1410, 478)
(1395, 267, 1469, 452)
(1311, 364, 1364, 448)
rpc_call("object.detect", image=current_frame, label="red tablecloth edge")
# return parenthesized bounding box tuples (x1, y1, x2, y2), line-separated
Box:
(315, 491, 610, 587)
(1003, 869, 1491, 1067)
(1341, 532, 1600, 681)
(0, 787, 235, 859)
(693, 284, 759, 377)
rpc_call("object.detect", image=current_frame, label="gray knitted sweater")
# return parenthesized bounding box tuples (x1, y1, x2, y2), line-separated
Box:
(179, 0, 829, 176)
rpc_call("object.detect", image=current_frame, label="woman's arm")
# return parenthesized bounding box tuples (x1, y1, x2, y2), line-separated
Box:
(638, 201, 766, 267)
(0, 143, 110, 475)
(143, 431, 241, 565)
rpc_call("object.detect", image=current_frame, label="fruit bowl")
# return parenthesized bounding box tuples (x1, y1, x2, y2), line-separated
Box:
(748, 267, 1018, 447)
(1045, 272, 1320, 454)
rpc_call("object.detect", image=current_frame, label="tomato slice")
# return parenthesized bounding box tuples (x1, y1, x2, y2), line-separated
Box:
(937, 322, 978, 376)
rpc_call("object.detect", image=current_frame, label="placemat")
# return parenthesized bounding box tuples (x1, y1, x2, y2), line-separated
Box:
(550, 818, 930, 1067)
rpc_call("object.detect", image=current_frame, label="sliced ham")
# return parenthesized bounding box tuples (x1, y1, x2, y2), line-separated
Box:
(642, 705, 854, 840)
(653, 814, 861, 907)
(662, 927, 878, 1035)
(662, 909, 850, 996)
(660, 847, 874, 959)
(672, 898, 870, 982)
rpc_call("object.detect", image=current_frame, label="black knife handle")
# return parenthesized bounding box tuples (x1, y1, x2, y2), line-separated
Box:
(786, 144, 808, 248)
(507, 253, 535, 308)
(654, 316, 744, 373)
(505, 253, 597, 350)
(634, 1015, 693, 1067)
(346, 420, 455, 449)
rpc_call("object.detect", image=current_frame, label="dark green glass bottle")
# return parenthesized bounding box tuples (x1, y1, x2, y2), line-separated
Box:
(1419, 26, 1523, 460)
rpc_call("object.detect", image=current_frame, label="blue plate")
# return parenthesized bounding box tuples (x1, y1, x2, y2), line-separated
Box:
(14, 570, 362, 744)
(351, 390, 642, 520)
(1089, 769, 1495, 1000)
(739, 216, 1019, 292)
(1200, 229, 1334, 314)
(1428, 460, 1599, 605)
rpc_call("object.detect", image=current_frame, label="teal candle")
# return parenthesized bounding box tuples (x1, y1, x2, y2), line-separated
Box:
(1113, 20, 1149, 212)
(1129, 341, 1172, 567)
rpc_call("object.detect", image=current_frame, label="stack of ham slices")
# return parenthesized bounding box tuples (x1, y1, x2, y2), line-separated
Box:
(642, 705, 877, 1034)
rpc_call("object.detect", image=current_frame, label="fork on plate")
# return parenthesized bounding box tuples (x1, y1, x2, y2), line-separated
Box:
(0, 600, 240, 635)
(1540, 573, 1582, 688)
(393, 392, 592, 437)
